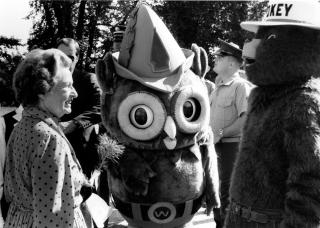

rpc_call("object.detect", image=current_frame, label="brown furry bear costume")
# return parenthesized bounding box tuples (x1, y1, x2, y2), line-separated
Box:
(225, 0, 320, 227)
(95, 4, 220, 228)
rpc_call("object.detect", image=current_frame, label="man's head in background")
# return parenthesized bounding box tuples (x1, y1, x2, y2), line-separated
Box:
(213, 39, 242, 76)
(57, 38, 80, 73)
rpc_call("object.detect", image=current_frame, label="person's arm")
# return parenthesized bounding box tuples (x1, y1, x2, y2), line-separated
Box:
(217, 81, 251, 139)
(73, 72, 101, 129)
(222, 112, 246, 137)
(61, 72, 101, 135)
(0, 117, 6, 176)
(202, 128, 220, 215)
(31, 131, 80, 227)
(281, 98, 320, 227)
(205, 80, 216, 106)
(0, 117, 5, 226)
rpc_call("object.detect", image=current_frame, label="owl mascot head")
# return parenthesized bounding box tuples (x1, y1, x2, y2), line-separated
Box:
(96, 3, 220, 228)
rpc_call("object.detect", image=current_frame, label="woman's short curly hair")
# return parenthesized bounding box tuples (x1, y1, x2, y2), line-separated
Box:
(13, 48, 71, 106)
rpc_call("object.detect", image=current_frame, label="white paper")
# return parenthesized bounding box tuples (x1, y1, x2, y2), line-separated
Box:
(85, 193, 114, 228)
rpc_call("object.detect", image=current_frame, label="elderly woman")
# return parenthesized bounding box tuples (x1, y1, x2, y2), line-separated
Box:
(4, 49, 90, 227)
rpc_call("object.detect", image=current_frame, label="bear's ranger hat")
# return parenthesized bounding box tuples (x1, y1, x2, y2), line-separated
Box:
(213, 39, 242, 62)
(112, 3, 194, 93)
(241, 0, 320, 33)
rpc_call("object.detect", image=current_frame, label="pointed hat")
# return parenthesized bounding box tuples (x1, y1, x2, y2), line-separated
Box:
(112, 4, 194, 93)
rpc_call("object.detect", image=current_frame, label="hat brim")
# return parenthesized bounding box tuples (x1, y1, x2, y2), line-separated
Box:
(217, 38, 242, 52)
(213, 49, 235, 56)
(112, 49, 194, 93)
(241, 21, 320, 33)
(213, 39, 242, 61)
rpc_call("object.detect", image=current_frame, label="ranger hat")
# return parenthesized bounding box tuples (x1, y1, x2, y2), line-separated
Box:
(213, 39, 242, 62)
(241, 0, 320, 33)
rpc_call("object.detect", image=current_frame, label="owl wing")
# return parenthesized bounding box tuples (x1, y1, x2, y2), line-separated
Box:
(120, 150, 156, 196)
(199, 128, 220, 215)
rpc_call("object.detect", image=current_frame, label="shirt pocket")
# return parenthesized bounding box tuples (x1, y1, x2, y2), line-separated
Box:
(217, 97, 235, 122)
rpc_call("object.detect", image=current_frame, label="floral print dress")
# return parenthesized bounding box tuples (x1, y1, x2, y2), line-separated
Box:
(4, 107, 88, 228)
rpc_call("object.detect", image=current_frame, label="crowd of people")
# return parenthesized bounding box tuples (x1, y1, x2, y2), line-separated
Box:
(0, 0, 274, 223)
(3, 0, 320, 227)
(0, 34, 252, 228)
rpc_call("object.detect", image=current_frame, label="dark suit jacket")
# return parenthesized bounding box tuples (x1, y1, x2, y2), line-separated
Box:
(61, 69, 101, 128)
(2, 107, 21, 219)
(3, 111, 17, 143)
(60, 69, 102, 177)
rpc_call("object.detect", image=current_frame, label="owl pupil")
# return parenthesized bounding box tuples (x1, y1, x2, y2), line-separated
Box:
(135, 108, 148, 125)
(183, 101, 194, 119)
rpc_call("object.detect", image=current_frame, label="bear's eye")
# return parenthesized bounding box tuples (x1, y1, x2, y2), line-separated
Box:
(244, 31, 255, 43)
(267, 34, 277, 40)
(255, 26, 277, 39)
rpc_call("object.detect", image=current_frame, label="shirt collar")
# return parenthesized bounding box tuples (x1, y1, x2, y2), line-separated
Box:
(216, 71, 241, 87)
(23, 106, 62, 134)
(12, 105, 23, 121)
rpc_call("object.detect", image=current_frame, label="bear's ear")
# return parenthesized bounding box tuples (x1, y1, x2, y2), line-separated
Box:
(95, 52, 116, 94)
(191, 43, 209, 78)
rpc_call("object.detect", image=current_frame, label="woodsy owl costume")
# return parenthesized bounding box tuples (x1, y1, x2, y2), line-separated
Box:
(95, 3, 220, 228)
(226, 0, 320, 227)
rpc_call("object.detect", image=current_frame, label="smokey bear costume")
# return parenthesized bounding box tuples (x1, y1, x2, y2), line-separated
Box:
(225, 0, 320, 227)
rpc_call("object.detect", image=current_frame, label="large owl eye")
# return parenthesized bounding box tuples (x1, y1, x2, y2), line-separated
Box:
(183, 99, 200, 121)
(117, 92, 166, 141)
(130, 105, 153, 129)
(172, 86, 209, 134)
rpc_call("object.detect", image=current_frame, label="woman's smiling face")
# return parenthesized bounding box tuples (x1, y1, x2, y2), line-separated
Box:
(39, 66, 78, 118)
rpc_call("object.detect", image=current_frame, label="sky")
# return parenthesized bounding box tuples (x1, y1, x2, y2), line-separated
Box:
(0, 0, 33, 44)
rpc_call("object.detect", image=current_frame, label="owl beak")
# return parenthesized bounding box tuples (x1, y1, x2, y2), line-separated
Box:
(163, 116, 177, 150)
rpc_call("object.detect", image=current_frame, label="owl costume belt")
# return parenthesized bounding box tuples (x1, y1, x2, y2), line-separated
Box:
(111, 193, 203, 227)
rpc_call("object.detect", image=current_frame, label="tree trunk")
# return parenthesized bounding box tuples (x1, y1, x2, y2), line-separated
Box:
(42, 2, 56, 47)
(76, 0, 86, 41)
(52, 1, 74, 39)
(76, 0, 87, 69)
(85, 3, 102, 71)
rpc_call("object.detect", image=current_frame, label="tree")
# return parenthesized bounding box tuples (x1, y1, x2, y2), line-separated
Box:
(0, 1, 268, 105)
(26, 0, 266, 75)
(27, 0, 138, 72)
(155, 1, 267, 81)
(0, 36, 24, 106)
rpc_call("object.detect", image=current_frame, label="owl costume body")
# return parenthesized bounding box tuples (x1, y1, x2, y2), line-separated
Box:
(96, 4, 220, 228)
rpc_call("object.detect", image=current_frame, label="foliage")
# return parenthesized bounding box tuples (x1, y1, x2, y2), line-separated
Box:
(0, 36, 24, 106)
(155, 1, 267, 81)
(1, 0, 267, 105)
(26, 0, 266, 74)
(26, 0, 139, 72)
